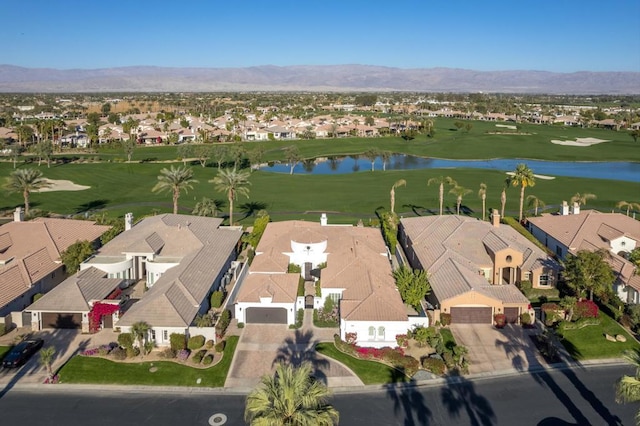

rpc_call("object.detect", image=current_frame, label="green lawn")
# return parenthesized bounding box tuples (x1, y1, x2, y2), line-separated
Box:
(315, 342, 407, 385)
(558, 313, 639, 360)
(527, 288, 561, 306)
(59, 336, 238, 387)
(440, 328, 456, 349)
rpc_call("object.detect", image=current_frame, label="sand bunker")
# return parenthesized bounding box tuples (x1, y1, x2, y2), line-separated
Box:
(550, 137, 609, 147)
(506, 172, 555, 180)
(36, 179, 90, 192)
(496, 124, 517, 130)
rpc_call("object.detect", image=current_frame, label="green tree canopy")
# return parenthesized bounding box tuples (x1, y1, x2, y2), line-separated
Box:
(61, 240, 94, 274)
(562, 249, 615, 301)
(509, 163, 535, 222)
(151, 165, 198, 214)
(393, 266, 431, 309)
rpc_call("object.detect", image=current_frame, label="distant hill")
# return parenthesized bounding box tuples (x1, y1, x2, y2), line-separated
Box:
(0, 64, 638, 94)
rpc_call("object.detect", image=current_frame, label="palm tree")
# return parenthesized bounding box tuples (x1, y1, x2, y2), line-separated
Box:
(39, 346, 56, 379)
(527, 195, 546, 216)
(571, 192, 597, 207)
(617, 201, 640, 216)
(152, 165, 198, 215)
(245, 362, 339, 426)
(616, 348, 640, 424)
(449, 185, 472, 215)
(428, 176, 457, 215)
(380, 150, 391, 171)
(210, 168, 251, 226)
(363, 149, 379, 171)
(390, 179, 406, 214)
(478, 183, 487, 221)
(500, 185, 507, 218)
(4, 168, 51, 216)
(509, 163, 536, 222)
(130, 321, 151, 357)
(192, 197, 223, 217)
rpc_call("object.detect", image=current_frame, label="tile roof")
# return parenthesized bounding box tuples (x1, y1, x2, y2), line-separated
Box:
(235, 274, 299, 304)
(401, 215, 555, 304)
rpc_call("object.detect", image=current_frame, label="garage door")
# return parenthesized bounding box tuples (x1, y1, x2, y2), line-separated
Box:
(42, 312, 82, 329)
(504, 307, 520, 324)
(246, 308, 287, 324)
(450, 307, 492, 324)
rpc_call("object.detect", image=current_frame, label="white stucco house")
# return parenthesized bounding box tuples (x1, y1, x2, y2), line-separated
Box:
(233, 214, 428, 348)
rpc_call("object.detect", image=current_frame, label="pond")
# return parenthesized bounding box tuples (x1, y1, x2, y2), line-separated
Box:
(260, 154, 640, 183)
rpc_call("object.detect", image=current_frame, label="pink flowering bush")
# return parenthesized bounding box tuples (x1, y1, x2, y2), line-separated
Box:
(44, 374, 60, 384)
(395, 334, 409, 348)
(574, 299, 599, 320)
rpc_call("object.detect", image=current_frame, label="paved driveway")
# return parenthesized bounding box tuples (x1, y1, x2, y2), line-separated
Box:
(450, 324, 543, 375)
(225, 313, 362, 389)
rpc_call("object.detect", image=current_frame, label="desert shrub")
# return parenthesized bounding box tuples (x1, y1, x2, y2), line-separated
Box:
(170, 333, 187, 351)
(159, 348, 176, 359)
(202, 354, 214, 365)
(125, 346, 140, 358)
(110, 347, 126, 360)
(626, 304, 640, 331)
(396, 334, 409, 348)
(541, 303, 562, 326)
(334, 334, 357, 356)
(188, 335, 206, 350)
(443, 351, 455, 369)
(210, 291, 224, 309)
(144, 341, 155, 355)
(117, 333, 134, 349)
(192, 349, 207, 363)
(216, 309, 231, 336)
(440, 313, 451, 326)
(392, 355, 420, 377)
(205, 340, 214, 349)
(345, 332, 358, 345)
(98, 346, 110, 356)
(422, 357, 446, 375)
(215, 341, 225, 353)
(520, 312, 532, 326)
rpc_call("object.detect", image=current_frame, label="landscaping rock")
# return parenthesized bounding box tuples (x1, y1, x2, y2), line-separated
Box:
(616, 335, 627, 342)
(605, 333, 617, 342)
(149, 366, 158, 373)
(412, 370, 438, 381)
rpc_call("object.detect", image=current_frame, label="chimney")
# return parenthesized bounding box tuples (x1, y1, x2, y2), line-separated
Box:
(320, 213, 328, 226)
(561, 201, 569, 216)
(491, 210, 500, 227)
(572, 202, 580, 215)
(125, 212, 134, 231)
(13, 207, 24, 222)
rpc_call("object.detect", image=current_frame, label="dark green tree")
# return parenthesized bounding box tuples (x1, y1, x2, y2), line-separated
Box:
(562, 249, 615, 301)
(61, 240, 94, 273)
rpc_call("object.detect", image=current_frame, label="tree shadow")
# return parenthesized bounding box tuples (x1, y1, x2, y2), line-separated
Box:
(441, 374, 496, 426)
(75, 199, 109, 213)
(385, 368, 432, 425)
(239, 201, 268, 219)
(460, 205, 474, 216)
(402, 204, 426, 217)
(272, 329, 329, 385)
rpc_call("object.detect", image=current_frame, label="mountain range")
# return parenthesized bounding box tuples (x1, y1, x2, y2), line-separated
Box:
(0, 64, 638, 94)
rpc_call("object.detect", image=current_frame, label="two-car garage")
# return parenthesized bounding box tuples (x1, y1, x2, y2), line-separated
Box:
(40, 312, 82, 329)
(245, 307, 288, 324)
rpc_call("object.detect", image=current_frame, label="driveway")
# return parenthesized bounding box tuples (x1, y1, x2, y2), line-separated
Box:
(225, 311, 362, 389)
(450, 324, 543, 375)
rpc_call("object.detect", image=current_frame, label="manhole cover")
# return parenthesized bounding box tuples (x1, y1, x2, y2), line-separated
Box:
(208, 413, 227, 425)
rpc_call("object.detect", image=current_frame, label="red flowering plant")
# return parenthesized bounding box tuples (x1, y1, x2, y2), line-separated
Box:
(345, 332, 358, 345)
(494, 313, 507, 329)
(574, 299, 599, 320)
(395, 334, 409, 348)
(88, 302, 121, 333)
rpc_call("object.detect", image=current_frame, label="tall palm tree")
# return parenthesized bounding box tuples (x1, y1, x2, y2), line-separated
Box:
(245, 362, 339, 426)
(39, 346, 56, 379)
(478, 183, 487, 221)
(130, 321, 151, 357)
(4, 168, 51, 216)
(616, 348, 640, 424)
(449, 185, 472, 215)
(151, 165, 198, 214)
(527, 194, 546, 216)
(617, 201, 640, 216)
(428, 176, 457, 215)
(509, 163, 536, 222)
(390, 179, 406, 214)
(571, 192, 597, 207)
(210, 168, 251, 226)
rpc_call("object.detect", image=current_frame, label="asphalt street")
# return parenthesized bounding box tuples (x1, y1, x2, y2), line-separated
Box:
(0, 364, 635, 425)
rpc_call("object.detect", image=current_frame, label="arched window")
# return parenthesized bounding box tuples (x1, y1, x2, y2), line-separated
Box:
(378, 326, 385, 340)
(368, 326, 376, 339)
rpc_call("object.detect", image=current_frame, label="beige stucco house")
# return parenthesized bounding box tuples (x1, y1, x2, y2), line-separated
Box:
(527, 208, 640, 303)
(400, 213, 559, 324)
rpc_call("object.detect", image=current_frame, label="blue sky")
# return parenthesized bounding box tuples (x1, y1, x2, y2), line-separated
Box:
(2, 0, 639, 72)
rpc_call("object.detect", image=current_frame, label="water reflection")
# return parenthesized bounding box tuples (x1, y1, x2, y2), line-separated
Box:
(260, 154, 640, 182)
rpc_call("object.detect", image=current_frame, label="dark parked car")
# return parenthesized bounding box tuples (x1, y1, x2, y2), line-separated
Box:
(2, 338, 44, 368)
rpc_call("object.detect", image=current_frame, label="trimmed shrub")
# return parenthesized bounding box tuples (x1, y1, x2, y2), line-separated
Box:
(237, 322, 245, 328)
(443, 351, 455, 369)
(170, 333, 187, 351)
(210, 291, 224, 309)
(205, 340, 214, 349)
(215, 341, 225, 353)
(422, 357, 446, 375)
(520, 312, 532, 326)
(192, 349, 207, 363)
(110, 347, 126, 360)
(117, 333, 134, 349)
(216, 309, 231, 337)
(188, 335, 206, 350)
(202, 354, 214, 365)
(494, 313, 506, 328)
(440, 313, 451, 326)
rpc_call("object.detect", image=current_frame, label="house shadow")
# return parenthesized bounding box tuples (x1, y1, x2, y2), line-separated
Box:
(494, 326, 622, 426)
(385, 368, 432, 426)
(441, 373, 495, 426)
(272, 329, 329, 385)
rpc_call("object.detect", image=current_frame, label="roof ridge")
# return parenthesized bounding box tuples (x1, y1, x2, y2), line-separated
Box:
(568, 211, 595, 249)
